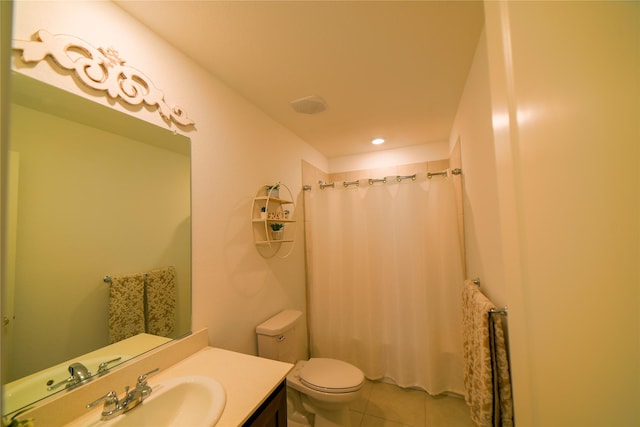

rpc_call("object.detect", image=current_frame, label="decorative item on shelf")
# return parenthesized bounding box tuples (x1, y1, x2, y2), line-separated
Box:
(260, 207, 267, 220)
(284, 210, 290, 219)
(269, 211, 285, 220)
(269, 223, 285, 240)
(265, 182, 280, 198)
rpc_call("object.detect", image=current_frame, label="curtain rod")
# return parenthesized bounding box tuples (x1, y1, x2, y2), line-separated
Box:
(303, 169, 462, 191)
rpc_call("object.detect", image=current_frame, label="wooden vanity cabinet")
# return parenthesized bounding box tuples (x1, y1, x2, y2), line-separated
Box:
(242, 380, 287, 427)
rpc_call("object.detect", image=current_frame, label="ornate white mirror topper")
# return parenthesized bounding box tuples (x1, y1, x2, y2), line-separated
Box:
(13, 30, 195, 127)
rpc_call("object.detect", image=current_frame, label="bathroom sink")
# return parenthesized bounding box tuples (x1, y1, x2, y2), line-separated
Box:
(89, 376, 226, 427)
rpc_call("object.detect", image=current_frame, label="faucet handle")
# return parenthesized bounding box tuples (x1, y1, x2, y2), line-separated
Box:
(87, 390, 118, 408)
(135, 368, 159, 401)
(97, 357, 122, 374)
(137, 368, 159, 385)
(87, 391, 120, 420)
(46, 375, 74, 391)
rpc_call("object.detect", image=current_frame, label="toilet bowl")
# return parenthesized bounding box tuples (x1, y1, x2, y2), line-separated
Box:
(256, 310, 364, 427)
(287, 359, 364, 427)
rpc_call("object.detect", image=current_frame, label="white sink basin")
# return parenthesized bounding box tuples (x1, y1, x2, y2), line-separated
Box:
(89, 376, 225, 427)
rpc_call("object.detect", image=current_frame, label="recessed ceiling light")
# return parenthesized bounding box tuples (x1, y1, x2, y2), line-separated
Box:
(371, 138, 385, 145)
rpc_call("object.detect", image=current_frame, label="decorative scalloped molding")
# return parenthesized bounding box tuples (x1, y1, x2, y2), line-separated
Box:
(13, 30, 195, 127)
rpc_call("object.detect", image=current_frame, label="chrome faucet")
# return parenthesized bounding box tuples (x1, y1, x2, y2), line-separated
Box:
(69, 362, 91, 382)
(86, 368, 159, 421)
(47, 362, 92, 391)
(47, 357, 123, 391)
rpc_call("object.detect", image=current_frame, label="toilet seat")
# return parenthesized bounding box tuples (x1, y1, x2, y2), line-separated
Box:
(299, 358, 364, 394)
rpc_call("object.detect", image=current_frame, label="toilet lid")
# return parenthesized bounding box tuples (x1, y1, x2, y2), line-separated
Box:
(299, 358, 364, 393)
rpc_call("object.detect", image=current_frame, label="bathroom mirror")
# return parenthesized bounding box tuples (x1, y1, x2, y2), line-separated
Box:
(2, 72, 192, 415)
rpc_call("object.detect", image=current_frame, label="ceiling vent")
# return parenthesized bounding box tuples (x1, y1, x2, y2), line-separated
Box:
(290, 96, 327, 114)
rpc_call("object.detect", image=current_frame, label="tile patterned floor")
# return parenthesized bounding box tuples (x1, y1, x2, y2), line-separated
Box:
(348, 380, 475, 427)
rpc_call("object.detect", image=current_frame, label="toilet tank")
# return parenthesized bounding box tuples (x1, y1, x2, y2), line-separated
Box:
(256, 309, 308, 363)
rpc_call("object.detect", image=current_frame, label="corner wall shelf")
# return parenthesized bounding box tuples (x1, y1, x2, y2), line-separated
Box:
(251, 183, 296, 258)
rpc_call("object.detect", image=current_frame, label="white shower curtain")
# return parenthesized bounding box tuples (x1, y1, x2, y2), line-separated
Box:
(305, 175, 465, 395)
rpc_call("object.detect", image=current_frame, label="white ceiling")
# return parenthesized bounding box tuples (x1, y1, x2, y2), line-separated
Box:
(114, 1, 485, 159)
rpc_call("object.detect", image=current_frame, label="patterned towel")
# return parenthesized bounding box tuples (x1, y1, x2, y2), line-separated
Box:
(490, 313, 514, 427)
(108, 272, 145, 344)
(462, 280, 496, 427)
(462, 280, 514, 427)
(145, 266, 176, 337)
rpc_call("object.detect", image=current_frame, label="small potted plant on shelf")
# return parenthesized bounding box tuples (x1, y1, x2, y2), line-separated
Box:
(260, 206, 267, 219)
(265, 182, 280, 198)
(269, 222, 285, 240)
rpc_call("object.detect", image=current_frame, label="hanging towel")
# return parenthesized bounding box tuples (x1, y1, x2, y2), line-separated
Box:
(145, 266, 176, 337)
(462, 280, 514, 427)
(462, 279, 495, 427)
(108, 272, 145, 344)
(490, 313, 514, 427)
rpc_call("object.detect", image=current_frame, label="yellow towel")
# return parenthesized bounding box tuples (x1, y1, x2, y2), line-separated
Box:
(145, 266, 177, 337)
(108, 272, 145, 344)
(462, 280, 495, 427)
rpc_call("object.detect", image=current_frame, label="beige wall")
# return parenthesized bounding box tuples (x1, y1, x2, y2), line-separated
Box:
(449, 29, 506, 306)
(10, 0, 326, 357)
(485, 2, 639, 425)
(327, 140, 449, 174)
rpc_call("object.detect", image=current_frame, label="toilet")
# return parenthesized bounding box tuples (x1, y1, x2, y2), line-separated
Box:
(256, 309, 364, 427)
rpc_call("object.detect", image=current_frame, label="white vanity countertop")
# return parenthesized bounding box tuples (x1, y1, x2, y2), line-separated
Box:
(144, 346, 293, 426)
(64, 346, 293, 427)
